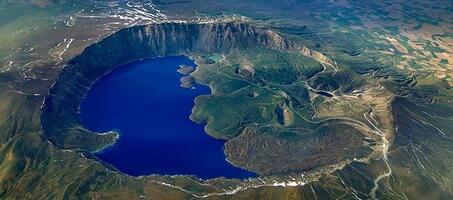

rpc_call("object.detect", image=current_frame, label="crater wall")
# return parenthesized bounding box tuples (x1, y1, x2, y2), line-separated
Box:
(41, 21, 292, 151)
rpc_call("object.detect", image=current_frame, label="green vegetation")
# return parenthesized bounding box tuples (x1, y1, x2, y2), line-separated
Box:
(190, 49, 387, 176)
(191, 49, 323, 139)
(0, 0, 452, 199)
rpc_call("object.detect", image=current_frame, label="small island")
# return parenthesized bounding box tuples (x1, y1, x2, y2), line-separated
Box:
(177, 64, 195, 75)
(180, 76, 195, 88)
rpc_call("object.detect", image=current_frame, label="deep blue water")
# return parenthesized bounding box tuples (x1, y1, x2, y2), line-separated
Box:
(79, 56, 255, 179)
